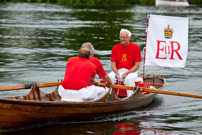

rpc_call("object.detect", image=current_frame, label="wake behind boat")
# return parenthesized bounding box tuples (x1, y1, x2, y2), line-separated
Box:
(0, 75, 165, 129)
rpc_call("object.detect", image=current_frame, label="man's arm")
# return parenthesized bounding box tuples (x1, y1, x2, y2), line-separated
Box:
(111, 62, 120, 79)
(102, 74, 113, 85)
(121, 61, 140, 79)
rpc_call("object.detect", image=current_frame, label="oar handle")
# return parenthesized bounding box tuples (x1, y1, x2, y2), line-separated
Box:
(95, 83, 135, 90)
(108, 84, 134, 90)
(94, 82, 106, 87)
(37, 82, 61, 88)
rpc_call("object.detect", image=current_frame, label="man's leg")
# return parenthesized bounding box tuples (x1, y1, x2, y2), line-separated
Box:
(84, 85, 106, 101)
(58, 85, 83, 101)
(124, 72, 138, 96)
(108, 71, 117, 84)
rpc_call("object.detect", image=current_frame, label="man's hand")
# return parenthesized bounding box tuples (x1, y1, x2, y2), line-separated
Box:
(106, 81, 113, 85)
(93, 80, 99, 85)
(121, 72, 128, 79)
(89, 77, 95, 84)
(115, 72, 120, 79)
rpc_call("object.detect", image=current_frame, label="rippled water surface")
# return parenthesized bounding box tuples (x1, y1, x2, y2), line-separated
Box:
(0, 2, 202, 134)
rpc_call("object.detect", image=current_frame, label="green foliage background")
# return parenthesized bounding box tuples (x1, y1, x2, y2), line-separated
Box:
(0, 0, 201, 5)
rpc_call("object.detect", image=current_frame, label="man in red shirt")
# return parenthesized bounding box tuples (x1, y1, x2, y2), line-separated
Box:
(109, 29, 142, 96)
(80, 42, 113, 86)
(58, 48, 107, 102)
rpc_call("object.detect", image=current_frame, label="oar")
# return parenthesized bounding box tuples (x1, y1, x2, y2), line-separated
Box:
(138, 87, 202, 99)
(95, 83, 202, 99)
(0, 82, 61, 91)
(110, 84, 202, 99)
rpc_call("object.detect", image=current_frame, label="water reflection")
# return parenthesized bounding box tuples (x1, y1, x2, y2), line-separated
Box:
(0, 118, 182, 135)
(113, 122, 181, 135)
(114, 123, 141, 135)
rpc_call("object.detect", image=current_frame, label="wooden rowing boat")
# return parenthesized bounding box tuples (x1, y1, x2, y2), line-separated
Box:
(0, 75, 165, 130)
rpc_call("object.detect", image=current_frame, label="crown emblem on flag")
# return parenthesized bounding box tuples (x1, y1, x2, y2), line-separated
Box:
(164, 24, 173, 38)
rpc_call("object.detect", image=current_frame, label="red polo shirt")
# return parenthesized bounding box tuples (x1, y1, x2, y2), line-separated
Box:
(89, 56, 107, 79)
(111, 42, 142, 70)
(61, 57, 96, 90)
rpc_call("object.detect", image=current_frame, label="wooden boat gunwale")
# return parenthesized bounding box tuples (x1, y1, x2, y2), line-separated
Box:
(0, 89, 157, 107)
(0, 75, 165, 109)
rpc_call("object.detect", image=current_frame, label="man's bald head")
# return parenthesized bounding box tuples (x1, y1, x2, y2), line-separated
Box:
(78, 48, 91, 59)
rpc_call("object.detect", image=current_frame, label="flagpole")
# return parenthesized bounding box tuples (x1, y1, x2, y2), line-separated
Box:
(143, 14, 150, 81)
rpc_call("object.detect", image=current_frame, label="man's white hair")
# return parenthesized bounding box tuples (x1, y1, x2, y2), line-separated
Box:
(81, 42, 94, 55)
(120, 29, 132, 37)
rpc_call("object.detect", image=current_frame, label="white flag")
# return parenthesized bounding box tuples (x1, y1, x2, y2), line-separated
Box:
(145, 14, 189, 68)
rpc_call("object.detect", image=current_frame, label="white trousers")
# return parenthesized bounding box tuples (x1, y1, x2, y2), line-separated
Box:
(108, 68, 138, 96)
(58, 85, 106, 102)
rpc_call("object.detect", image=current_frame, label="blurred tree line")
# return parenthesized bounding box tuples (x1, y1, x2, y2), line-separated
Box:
(0, 0, 201, 5)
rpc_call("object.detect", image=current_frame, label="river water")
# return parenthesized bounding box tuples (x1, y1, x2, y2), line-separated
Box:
(0, 2, 202, 135)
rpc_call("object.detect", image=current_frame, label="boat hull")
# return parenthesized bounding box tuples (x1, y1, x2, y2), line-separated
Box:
(0, 93, 156, 129)
(0, 75, 164, 129)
